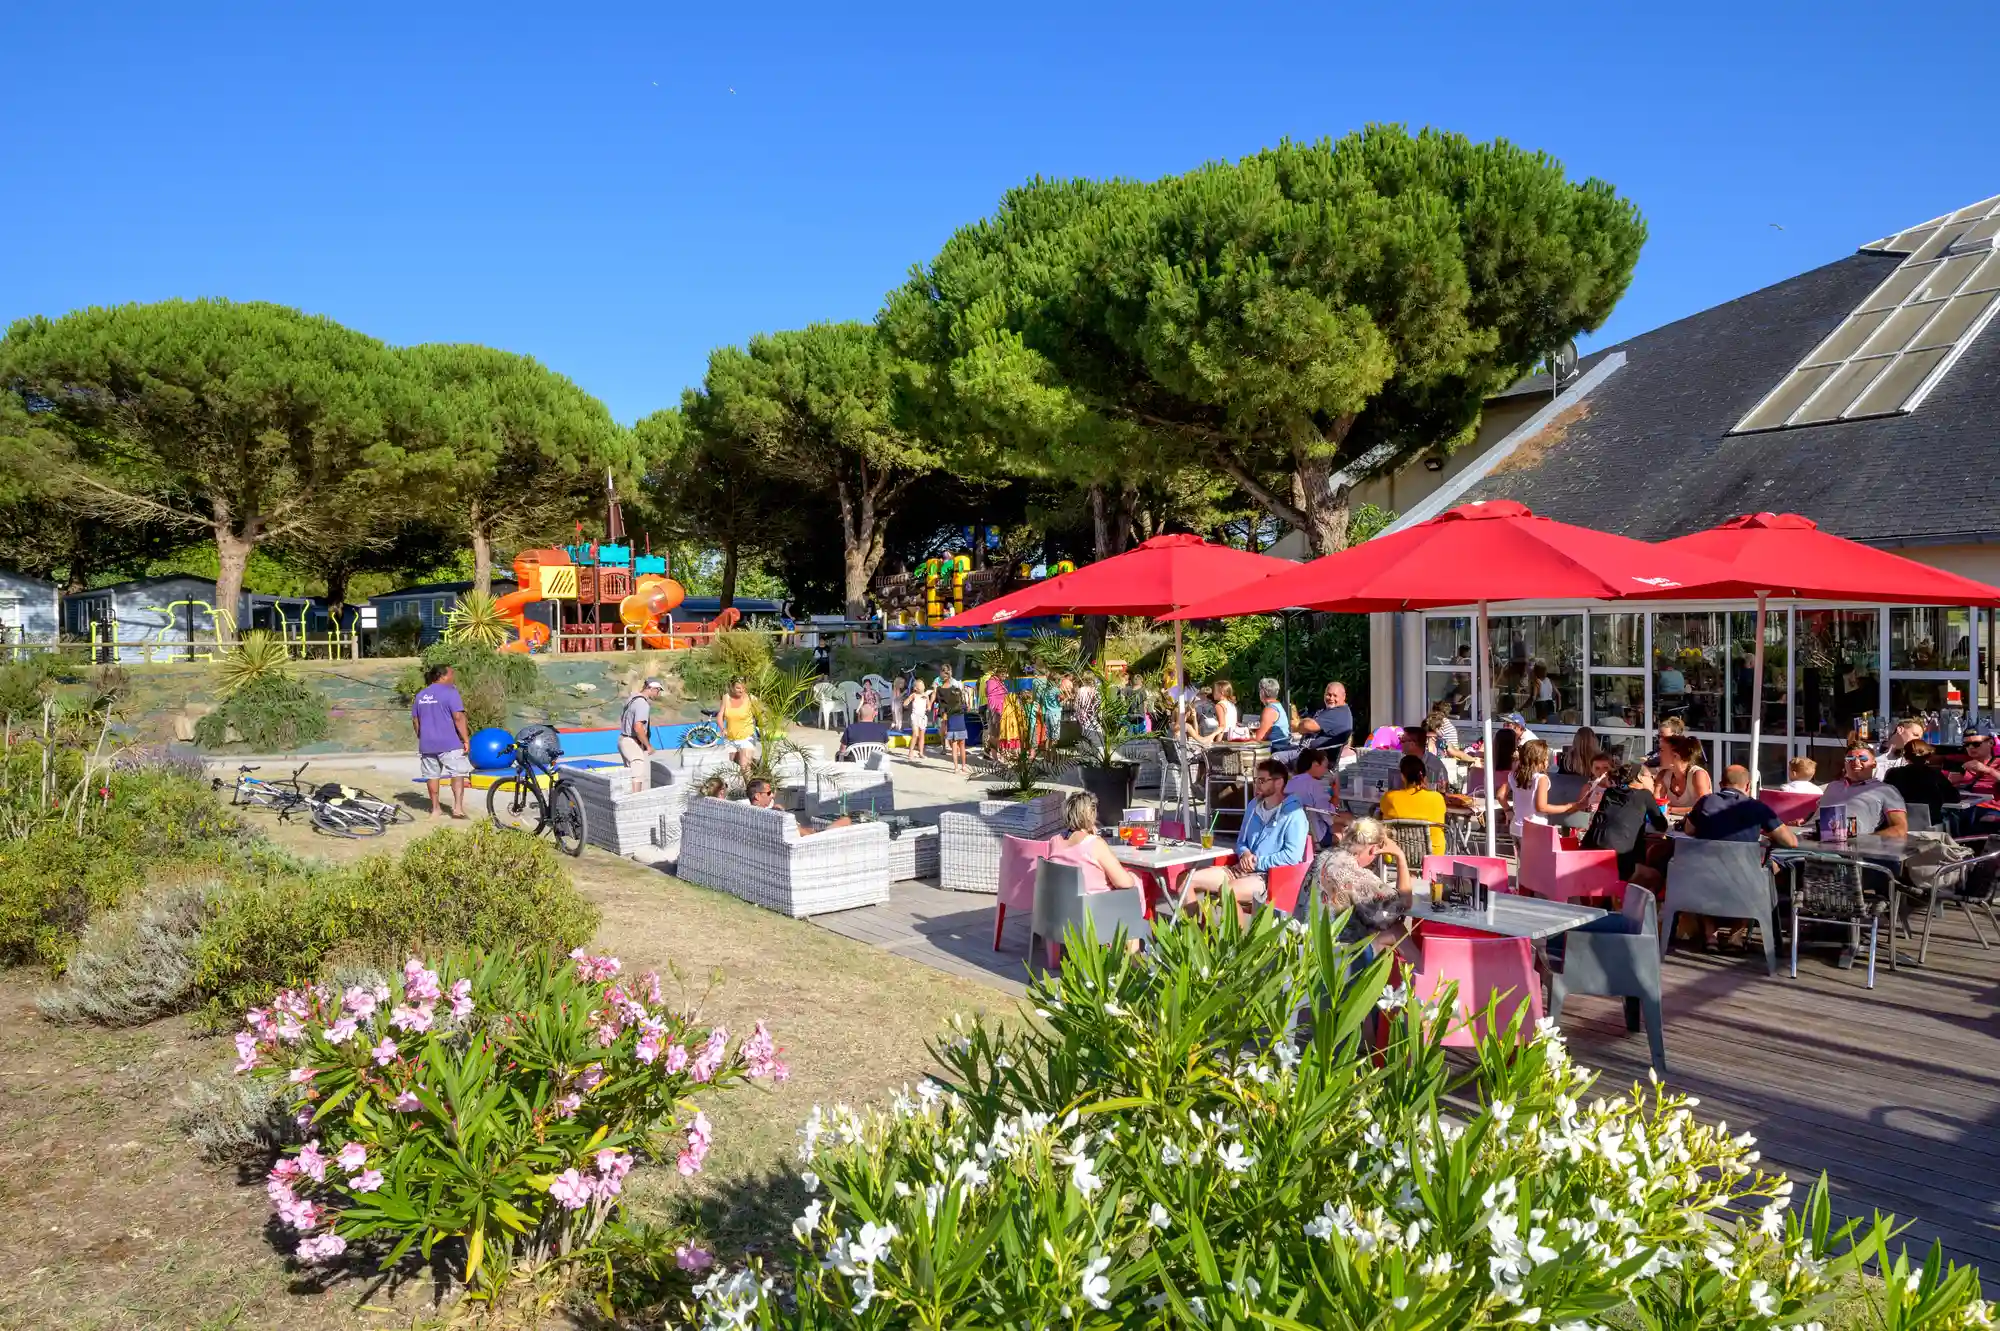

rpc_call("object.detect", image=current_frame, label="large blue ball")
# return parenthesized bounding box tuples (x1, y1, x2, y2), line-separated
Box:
(468, 727, 514, 770)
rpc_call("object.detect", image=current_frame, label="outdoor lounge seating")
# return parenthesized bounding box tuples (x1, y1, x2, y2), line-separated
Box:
(1660, 838, 1777, 975)
(808, 754, 895, 817)
(676, 795, 891, 918)
(1548, 882, 1665, 1072)
(561, 764, 689, 858)
(939, 793, 1068, 893)
(1518, 820, 1620, 905)
(1029, 858, 1149, 970)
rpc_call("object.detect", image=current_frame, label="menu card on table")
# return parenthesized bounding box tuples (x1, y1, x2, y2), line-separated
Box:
(1817, 804, 1847, 842)
(1435, 861, 1491, 919)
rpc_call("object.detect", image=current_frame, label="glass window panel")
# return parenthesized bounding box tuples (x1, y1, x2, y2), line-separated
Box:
(1588, 673, 1647, 730)
(1487, 614, 1583, 725)
(1795, 609, 1881, 741)
(1589, 611, 1645, 667)
(1725, 610, 1789, 733)
(1915, 251, 1987, 301)
(1426, 671, 1473, 720)
(1652, 612, 1733, 733)
(1737, 364, 1835, 431)
(1425, 616, 1472, 666)
(1909, 223, 1970, 264)
(1714, 740, 1794, 790)
(1798, 309, 1888, 366)
(1848, 346, 1950, 416)
(1907, 289, 2000, 351)
(1889, 607, 1972, 671)
(1961, 217, 2000, 248)
(1889, 677, 1966, 726)
(1881, 226, 1939, 258)
(1856, 301, 1944, 358)
(1857, 261, 1934, 312)
(1791, 356, 1893, 424)
(1965, 251, 2000, 293)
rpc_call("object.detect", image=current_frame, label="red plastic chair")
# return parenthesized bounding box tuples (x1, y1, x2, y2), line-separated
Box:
(1403, 931, 1544, 1048)
(1517, 821, 1621, 905)
(994, 835, 1054, 950)
(1265, 852, 1314, 916)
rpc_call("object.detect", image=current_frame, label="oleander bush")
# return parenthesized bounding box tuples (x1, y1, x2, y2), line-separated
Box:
(682, 910, 1992, 1330)
(237, 947, 786, 1297)
(192, 823, 599, 1018)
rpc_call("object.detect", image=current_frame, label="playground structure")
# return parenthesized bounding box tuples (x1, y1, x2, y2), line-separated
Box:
(86, 598, 358, 663)
(871, 555, 1076, 628)
(495, 544, 745, 654)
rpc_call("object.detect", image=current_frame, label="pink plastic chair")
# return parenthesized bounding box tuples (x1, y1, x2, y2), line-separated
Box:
(994, 835, 1054, 950)
(1404, 932, 1544, 1047)
(1423, 855, 1515, 896)
(1517, 821, 1621, 905)
(1761, 790, 1820, 825)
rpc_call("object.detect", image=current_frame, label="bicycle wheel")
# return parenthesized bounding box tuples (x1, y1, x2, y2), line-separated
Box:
(348, 791, 415, 824)
(547, 781, 587, 857)
(487, 775, 548, 834)
(682, 722, 721, 750)
(311, 802, 386, 838)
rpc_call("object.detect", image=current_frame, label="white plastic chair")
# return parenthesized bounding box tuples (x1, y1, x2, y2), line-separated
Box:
(836, 680, 863, 727)
(842, 742, 888, 767)
(812, 680, 842, 730)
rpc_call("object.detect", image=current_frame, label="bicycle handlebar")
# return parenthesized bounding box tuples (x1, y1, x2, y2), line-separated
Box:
(238, 764, 260, 772)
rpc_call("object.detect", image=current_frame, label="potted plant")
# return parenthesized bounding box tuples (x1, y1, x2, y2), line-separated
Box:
(1070, 661, 1143, 823)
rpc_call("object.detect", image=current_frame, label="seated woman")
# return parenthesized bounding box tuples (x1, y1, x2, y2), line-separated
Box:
(1657, 735, 1712, 818)
(1211, 680, 1241, 738)
(1250, 677, 1291, 746)
(1045, 791, 1142, 894)
(1376, 753, 1447, 856)
(1310, 817, 1415, 959)
(1886, 738, 1959, 825)
(1579, 762, 1668, 889)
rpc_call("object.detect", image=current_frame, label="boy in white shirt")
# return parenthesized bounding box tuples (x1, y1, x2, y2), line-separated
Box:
(1777, 755, 1823, 795)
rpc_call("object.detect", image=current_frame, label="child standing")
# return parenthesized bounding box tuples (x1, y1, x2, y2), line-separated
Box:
(907, 678, 931, 760)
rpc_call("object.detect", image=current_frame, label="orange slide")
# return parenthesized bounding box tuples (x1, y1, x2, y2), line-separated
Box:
(617, 574, 689, 648)
(496, 549, 564, 654)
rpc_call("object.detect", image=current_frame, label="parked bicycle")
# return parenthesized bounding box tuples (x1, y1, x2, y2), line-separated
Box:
(486, 724, 588, 857)
(217, 761, 314, 809)
(215, 762, 416, 838)
(681, 707, 723, 751)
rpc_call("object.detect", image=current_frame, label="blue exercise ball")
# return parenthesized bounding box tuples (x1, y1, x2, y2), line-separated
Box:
(468, 727, 514, 770)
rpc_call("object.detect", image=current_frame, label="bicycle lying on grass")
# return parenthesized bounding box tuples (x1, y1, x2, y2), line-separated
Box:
(485, 725, 588, 857)
(215, 763, 416, 839)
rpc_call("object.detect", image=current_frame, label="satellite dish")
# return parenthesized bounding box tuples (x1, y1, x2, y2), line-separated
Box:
(1551, 340, 1580, 386)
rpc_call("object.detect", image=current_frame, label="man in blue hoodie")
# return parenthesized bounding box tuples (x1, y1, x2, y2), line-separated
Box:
(1179, 758, 1309, 926)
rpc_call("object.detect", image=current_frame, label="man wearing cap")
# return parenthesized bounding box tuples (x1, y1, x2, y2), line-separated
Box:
(1500, 712, 1540, 746)
(619, 678, 666, 765)
(1951, 725, 2000, 796)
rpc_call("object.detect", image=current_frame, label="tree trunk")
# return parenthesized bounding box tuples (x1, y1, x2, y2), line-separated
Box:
(970, 526, 986, 572)
(1292, 449, 1351, 558)
(1090, 484, 1114, 562)
(835, 472, 888, 620)
(324, 566, 350, 629)
(718, 540, 739, 610)
(213, 523, 255, 647)
(470, 505, 494, 598)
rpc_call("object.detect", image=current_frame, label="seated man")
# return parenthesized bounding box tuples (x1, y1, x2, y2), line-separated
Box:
(1296, 680, 1354, 752)
(1180, 758, 1308, 925)
(746, 777, 849, 835)
(1283, 746, 1336, 814)
(837, 701, 891, 760)
(1817, 744, 1910, 836)
(1686, 764, 1797, 848)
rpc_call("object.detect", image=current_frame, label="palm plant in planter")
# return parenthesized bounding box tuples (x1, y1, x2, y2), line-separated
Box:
(986, 737, 1063, 803)
(744, 660, 823, 798)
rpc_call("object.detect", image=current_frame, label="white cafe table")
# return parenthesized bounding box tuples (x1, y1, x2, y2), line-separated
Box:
(1408, 891, 1606, 941)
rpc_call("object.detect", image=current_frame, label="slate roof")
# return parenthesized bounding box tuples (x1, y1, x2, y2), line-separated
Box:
(1460, 251, 2000, 546)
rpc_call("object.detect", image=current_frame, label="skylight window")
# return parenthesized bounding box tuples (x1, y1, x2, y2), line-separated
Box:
(1733, 193, 2000, 434)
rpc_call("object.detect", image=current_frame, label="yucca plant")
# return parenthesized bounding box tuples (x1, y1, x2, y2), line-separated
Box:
(750, 660, 821, 744)
(216, 631, 293, 697)
(444, 592, 513, 649)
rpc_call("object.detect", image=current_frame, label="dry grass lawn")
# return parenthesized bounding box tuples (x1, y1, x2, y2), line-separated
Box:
(0, 787, 1007, 1329)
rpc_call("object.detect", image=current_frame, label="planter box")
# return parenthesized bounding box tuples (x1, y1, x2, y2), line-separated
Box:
(886, 823, 940, 881)
(975, 790, 1066, 830)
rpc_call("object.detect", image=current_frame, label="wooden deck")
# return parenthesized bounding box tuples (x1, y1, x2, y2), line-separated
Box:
(813, 882, 2000, 1276)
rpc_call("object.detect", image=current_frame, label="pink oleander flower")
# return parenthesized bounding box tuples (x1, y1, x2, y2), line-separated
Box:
(635, 1017, 665, 1065)
(323, 1017, 358, 1045)
(349, 1169, 384, 1193)
(297, 1141, 329, 1183)
(274, 1016, 305, 1044)
(568, 948, 622, 983)
(294, 1108, 314, 1132)
(336, 1143, 367, 1173)
(266, 1177, 297, 1208)
(447, 978, 473, 1021)
(575, 1063, 605, 1093)
(288, 1067, 319, 1085)
(371, 982, 390, 1004)
(270, 1157, 304, 1182)
(689, 1028, 728, 1084)
(245, 1007, 273, 1036)
(342, 986, 378, 1019)
(663, 1043, 689, 1074)
(401, 958, 442, 1003)
(638, 971, 664, 1006)
(554, 1093, 582, 1118)
(676, 1244, 715, 1273)
(393, 1090, 422, 1112)
(234, 1030, 261, 1073)
(593, 1021, 619, 1048)
(296, 1232, 347, 1263)
(741, 1021, 788, 1082)
(274, 990, 310, 1020)
(677, 1111, 712, 1176)
(389, 1004, 433, 1034)
(548, 1168, 592, 1210)
(595, 1148, 633, 1180)
(371, 1038, 398, 1066)
(277, 1195, 321, 1231)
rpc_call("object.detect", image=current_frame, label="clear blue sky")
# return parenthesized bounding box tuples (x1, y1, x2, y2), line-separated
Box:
(3, 1, 1994, 425)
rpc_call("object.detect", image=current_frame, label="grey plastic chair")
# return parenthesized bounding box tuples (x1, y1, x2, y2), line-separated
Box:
(1028, 858, 1151, 971)
(1900, 843, 2000, 964)
(1548, 886, 1665, 1072)
(1660, 838, 1778, 976)
(1905, 803, 1935, 832)
(1782, 852, 1894, 987)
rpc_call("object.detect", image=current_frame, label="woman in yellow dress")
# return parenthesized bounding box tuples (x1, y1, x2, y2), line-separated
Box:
(995, 687, 1028, 755)
(717, 676, 760, 777)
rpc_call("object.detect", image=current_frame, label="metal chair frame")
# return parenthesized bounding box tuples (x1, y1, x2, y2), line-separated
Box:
(1783, 852, 1894, 988)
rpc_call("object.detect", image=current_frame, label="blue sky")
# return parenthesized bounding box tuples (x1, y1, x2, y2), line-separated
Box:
(3, 1, 1993, 425)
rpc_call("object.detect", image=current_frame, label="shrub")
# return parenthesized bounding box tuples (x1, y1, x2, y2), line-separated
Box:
(394, 641, 540, 733)
(36, 878, 217, 1024)
(175, 1065, 295, 1162)
(443, 591, 513, 649)
(191, 823, 600, 1017)
(687, 911, 1993, 1329)
(679, 629, 776, 702)
(236, 948, 786, 1294)
(217, 631, 295, 697)
(193, 673, 332, 751)
(375, 615, 424, 658)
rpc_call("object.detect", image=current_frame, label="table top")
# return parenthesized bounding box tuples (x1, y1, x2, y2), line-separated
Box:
(1409, 891, 1607, 940)
(1783, 831, 1919, 864)
(1107, 837, 1234, 870)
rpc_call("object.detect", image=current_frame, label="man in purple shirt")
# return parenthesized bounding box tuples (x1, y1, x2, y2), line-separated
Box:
(411, 663, 472, 818)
